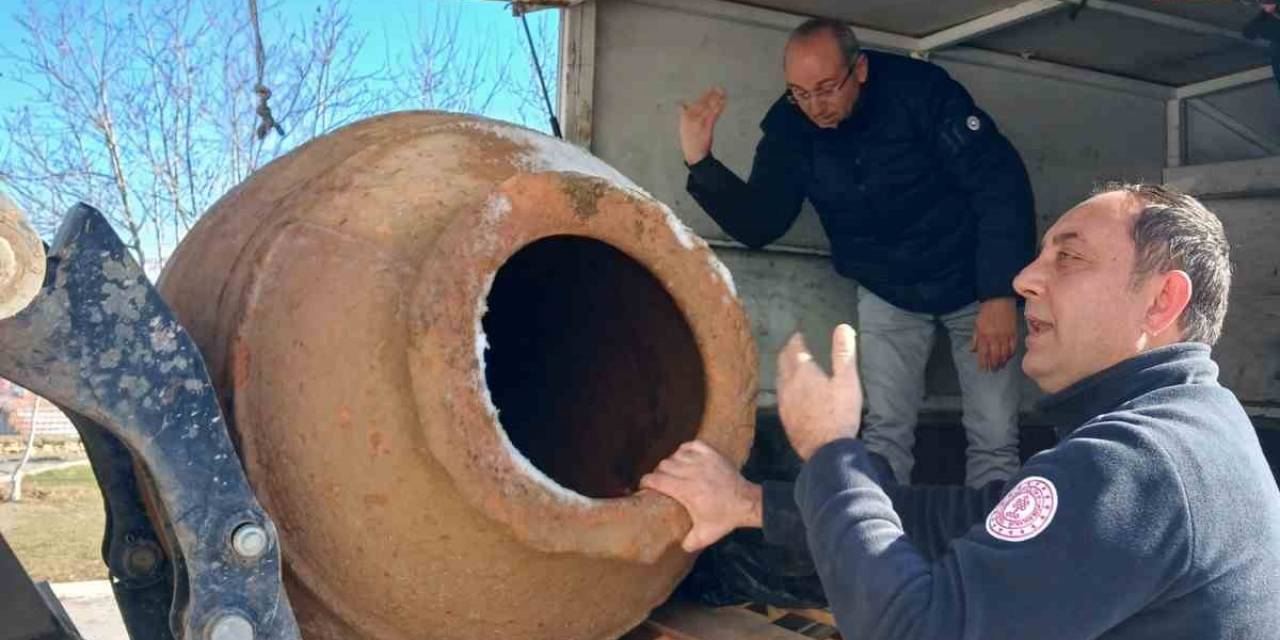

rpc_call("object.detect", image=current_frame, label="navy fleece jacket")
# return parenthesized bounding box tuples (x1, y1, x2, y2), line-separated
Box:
(797, 343, 1280, 639)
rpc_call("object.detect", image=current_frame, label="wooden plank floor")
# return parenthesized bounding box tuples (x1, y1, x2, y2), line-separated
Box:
(622, 602, 840, 640)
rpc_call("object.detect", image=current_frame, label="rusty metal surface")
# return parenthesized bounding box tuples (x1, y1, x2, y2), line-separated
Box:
(0, 204, 299, 640)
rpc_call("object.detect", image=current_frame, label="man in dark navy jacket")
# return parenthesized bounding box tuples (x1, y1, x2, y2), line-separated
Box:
(1243, 2, 1280, 95)
(646, 184, 1280, 638)
(681, 18, 1036, 488)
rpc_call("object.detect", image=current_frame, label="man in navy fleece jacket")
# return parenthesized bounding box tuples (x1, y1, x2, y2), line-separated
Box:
(643, 184, 1280, 638)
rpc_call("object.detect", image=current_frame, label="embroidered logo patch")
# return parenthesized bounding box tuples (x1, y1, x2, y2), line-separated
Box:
(966, 115, 982, 131)
(986, 476, 1058, 542)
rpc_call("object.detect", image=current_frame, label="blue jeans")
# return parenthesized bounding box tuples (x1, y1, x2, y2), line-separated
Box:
(856, 288, 1022, 487)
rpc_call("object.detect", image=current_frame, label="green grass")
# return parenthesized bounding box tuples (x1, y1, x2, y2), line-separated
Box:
(0, 462, 109, 582)
(23, 463, 96, 484)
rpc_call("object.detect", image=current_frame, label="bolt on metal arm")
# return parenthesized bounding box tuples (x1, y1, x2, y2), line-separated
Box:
(0, 203, 299, 640)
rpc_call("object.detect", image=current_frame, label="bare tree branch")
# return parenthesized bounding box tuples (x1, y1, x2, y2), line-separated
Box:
(0, 0, 560, 267)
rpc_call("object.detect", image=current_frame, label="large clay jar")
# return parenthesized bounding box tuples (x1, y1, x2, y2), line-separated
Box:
(156, 112, 757, 640)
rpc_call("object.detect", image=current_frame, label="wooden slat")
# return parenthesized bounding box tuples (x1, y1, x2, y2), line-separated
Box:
(558, 0, 596, 148)
(644, 602, 815, 640)
(771, 613, 840, 639)
(619, 626, 673, 640)
(767, 607, 838, 628)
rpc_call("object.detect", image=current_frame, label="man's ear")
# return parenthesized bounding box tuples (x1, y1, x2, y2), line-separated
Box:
(855, 53, 869, 83)
(1145, 270, 1192, 339)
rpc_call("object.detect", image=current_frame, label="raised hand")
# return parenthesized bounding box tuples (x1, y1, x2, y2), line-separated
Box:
(777, 325, 863, 460)
(679, 86, 727, 165)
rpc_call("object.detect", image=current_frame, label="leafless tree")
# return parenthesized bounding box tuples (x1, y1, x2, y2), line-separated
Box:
(6, 395, 41, 503)
(0, 1, 150, 262)
(0, 0, 378, 266)
(0, 0, 561, 268)
(126, 0, 222, 247)
(390, 4, 514, 115)
(274, 0, 386, 142)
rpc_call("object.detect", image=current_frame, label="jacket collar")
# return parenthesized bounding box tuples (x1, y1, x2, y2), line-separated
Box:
(836, 52, 879, 134)
(1035, 343, 1219, 439)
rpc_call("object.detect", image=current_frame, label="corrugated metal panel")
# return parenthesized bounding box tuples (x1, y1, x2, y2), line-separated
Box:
(701, 0, 1274, 86)
(970, 9, 1271, 85)
(730, 0, 1033, 36)
(1203, 78, 1280, 137)
(1114, 0, 1260, 30)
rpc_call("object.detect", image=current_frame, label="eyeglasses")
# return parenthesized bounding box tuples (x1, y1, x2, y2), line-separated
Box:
(786, 66, 854, 106)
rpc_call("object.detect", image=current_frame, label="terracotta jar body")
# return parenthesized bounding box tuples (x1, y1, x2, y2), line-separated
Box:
(157, 112, 757, 640)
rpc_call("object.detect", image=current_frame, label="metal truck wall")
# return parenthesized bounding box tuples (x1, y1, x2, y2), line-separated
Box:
(583, 0, 1185, 403)
(1184, 82, 1280, 166)
(1188, 195, 1280, 406)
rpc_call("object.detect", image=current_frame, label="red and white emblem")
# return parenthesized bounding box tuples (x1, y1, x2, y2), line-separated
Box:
(986, 476, 1058, 542)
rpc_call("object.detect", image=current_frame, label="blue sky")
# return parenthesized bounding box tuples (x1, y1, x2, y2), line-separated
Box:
(0, 0, 559, 258)
(311, 0, 560, 126)
(0, 0, 559, 138)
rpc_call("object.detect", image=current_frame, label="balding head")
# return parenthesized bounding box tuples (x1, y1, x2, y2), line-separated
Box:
(785, 18, 861, 67)
(783, 18, 867, 128)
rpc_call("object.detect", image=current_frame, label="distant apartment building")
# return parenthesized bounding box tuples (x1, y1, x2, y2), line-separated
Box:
(0, 379, 77, 438)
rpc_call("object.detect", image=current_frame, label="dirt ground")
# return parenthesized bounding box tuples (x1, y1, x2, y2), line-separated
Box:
(0, 464, 108, 582)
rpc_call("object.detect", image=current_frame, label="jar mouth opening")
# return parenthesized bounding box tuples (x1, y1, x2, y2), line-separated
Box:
(411, 170, 755, 563)
(480, 235, 707, 500)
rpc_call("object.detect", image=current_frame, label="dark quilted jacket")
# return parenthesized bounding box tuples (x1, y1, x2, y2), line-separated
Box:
(687, 50, 1036, 314)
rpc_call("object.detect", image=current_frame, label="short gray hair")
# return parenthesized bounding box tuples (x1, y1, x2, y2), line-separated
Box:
(1097, 183, 1232, 345)
(789, 18, 861, 67)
